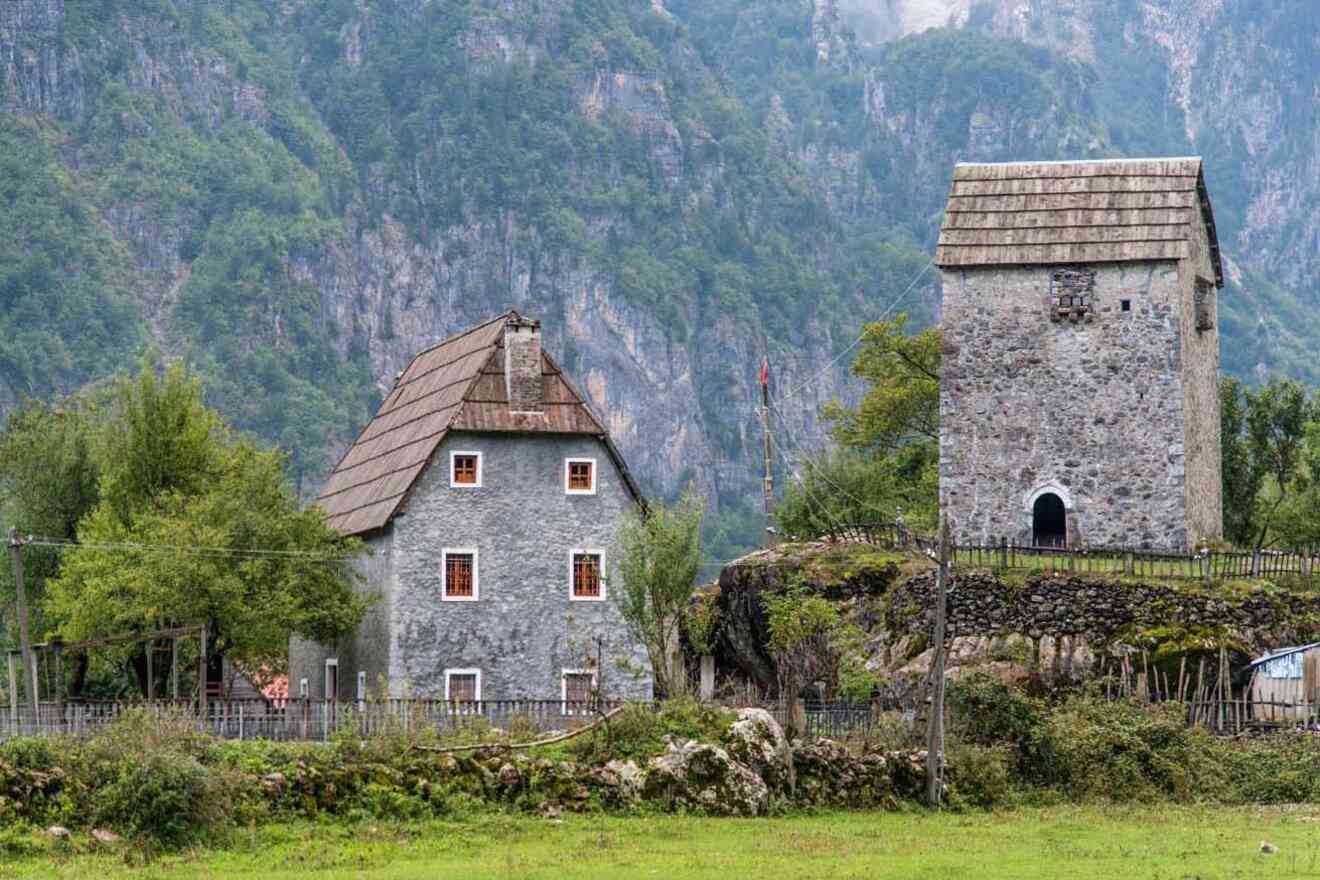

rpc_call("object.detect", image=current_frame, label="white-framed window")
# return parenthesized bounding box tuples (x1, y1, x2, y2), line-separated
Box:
(298, 678, 309, 699)
(561, 668, 597, 715)
(450, 450, 483, 487)
(445, 668, 482, 704)
(565, 457, 597, 495)
(442, 548, 479, 601)
(324, 658, 339, 701)
(569, 549, 606, 601)
(356, 670, 367, 702)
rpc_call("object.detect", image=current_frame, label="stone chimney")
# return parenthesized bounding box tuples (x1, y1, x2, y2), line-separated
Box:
(504, 315, 543, 413)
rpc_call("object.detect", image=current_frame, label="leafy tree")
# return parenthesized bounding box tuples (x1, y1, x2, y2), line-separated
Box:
(1219, 376, 1314, 549)
(0, 397, 102, 643)
(821, 315, 941, 454)
(775, 444, 937, 539)
(614, 489, 704, 698)
(781, 315, 940, 539)
(1219, 378, 1259, 546)
(43, 359, 369, 693)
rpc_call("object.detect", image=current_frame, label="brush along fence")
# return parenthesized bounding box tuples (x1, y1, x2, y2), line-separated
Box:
(821, 522, 1319, 582)
(0, 697, 639, 742)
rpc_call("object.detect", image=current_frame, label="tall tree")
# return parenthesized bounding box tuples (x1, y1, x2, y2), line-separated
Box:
(42, 359, 369, 693)
(614, 489, 704, 698)
(1219, 376, 1314, 550)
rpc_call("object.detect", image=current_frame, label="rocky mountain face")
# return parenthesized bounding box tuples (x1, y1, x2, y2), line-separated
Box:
(1, 0, 1317, 556)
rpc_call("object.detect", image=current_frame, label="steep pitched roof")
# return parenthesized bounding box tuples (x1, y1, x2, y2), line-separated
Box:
(317, 311, 642, 536)
(935, 157, 1223, 286)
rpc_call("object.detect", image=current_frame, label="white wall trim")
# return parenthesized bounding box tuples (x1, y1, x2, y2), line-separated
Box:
(444, 667, 482, 701)
(568, 548, 607, 601)
(1023, 481, 1074, 513)
(564, 457, 598, 495)
(323, 658, 338, 701)
(441, 547, 480, 601)
(449, 450, 483, 488)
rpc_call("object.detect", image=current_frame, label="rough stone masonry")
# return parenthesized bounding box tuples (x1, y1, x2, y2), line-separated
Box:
(935, 159, 1224, 551)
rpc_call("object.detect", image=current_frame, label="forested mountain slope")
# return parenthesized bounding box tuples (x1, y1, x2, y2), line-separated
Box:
(1, 0, 1315, 557)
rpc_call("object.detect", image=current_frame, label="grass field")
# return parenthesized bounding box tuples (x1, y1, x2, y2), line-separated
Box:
(4, 806, 1320, 879)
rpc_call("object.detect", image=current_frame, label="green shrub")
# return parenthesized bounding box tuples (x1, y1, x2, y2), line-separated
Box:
(946, 742, 1015, 809)
(92, 752, 212, 847)
(568, 698, 735, 763)
(947, 674, 1058, 783)
(1044, 697, 1222, 801)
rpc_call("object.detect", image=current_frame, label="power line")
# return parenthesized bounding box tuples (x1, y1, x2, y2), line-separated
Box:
(24, 537, 354, 564)
(772, 256, 935, 406)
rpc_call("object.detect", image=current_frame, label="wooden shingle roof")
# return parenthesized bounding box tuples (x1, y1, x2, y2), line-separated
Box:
(935, 157, 1222, 286)
(317, 311, 641, 536)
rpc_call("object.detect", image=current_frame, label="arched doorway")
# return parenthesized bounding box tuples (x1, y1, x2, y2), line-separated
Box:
(1032, 493, 1067, 548)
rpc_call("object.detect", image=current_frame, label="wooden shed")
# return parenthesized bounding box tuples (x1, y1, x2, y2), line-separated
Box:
(1248, 643, 1320, 722)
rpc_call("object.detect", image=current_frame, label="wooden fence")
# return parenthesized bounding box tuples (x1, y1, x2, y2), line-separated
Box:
(820, 523, 1319, 583)
(0, 697, 635, 742)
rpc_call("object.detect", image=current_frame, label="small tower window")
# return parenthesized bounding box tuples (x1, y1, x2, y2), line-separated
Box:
(1050, 268, 1095, 323)
(450, 451, 482, 487)
(1195, 281, 1214, 331)
(565, 458, 596, 494)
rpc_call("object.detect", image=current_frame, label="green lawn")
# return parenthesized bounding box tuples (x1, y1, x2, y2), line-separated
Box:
(5, 806, 1320, 879)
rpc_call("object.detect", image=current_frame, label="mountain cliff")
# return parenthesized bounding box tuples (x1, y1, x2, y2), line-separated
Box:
(1, 0, 1317, 557)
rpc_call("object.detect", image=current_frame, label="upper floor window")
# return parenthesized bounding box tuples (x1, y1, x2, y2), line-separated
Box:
(443, 548, 479, 601)
(1050, 268, 1095, 323)
(1195, 281, 1215, 332)
(565, 458, 596, 495)
(570, 550, 605, 601)
(450, 451, 482, 487)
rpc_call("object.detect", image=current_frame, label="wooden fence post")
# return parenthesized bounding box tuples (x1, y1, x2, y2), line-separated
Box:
(6, 651, 18, 736)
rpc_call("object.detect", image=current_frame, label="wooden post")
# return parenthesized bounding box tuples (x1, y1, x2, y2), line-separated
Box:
(171, 638, 180, 701)
(8, 529, 39, 720)
(926, 516, 951, 809)
(6, 651, 17, 735)
(700, 655, 715, 701)
(197, 625, 208, 729)
(759, 356, 776, 548)
(999, 536, 1008, 570)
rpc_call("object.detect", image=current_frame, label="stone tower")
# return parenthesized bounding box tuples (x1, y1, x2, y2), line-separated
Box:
(935, 158, 1224, 551)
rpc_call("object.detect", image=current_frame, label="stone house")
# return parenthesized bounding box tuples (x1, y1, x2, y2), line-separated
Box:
(935, 158, 1223, 551)
(289, 312, 652, 702)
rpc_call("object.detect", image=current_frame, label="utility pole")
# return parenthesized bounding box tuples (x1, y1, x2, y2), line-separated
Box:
(760, 355, 776, 547)
(8, 528, 39, 719)
(926, 516, 951, 808)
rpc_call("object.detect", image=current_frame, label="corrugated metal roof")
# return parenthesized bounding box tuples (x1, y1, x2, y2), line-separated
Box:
(317, 311, 641, 536)
(1248, 642, 1320, 668)
(935, 157, 1223, 286)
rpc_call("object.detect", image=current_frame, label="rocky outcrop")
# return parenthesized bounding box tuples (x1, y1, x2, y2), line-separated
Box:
(725, 708, 794, 795)
(714, 543, 908, 692)
(641, 736, 770, 816)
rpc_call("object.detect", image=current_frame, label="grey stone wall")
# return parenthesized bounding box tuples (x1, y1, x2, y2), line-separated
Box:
(383, 430, 652, 700)
(289, 526, 396, 700)
(1179, 215, 1224, 545)
(940, 261, 1204, 550)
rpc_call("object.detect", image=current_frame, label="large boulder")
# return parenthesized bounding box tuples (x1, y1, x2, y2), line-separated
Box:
(725, 708, 794, 795)
(642, 737, 769, 816)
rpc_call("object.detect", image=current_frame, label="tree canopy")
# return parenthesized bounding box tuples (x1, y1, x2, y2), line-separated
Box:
(2, 358, 368, 694)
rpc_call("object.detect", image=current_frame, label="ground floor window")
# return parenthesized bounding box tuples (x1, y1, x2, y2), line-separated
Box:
(571, 550, 604, 600)
(562, 669, 596, 715)
(445, 668, 482, 704)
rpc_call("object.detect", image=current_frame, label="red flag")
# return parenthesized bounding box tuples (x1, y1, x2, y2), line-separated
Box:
(759, 356, 769, 389)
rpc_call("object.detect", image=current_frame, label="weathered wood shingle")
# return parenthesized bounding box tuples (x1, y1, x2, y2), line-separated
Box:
(935, 158, 1223, 285)
(317, 311, 640, 536)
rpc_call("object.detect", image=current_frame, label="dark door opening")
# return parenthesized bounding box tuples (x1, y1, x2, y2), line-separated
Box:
(1032, 493, 1067, 548)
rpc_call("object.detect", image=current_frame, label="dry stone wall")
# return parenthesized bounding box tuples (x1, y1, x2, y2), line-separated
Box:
(891, 571, 1320, 650)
